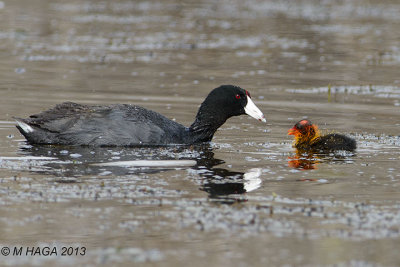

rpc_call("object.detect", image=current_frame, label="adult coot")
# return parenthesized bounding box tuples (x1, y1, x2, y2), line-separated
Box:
(288, 119, 356, 152)
(15, 85, 266, 146)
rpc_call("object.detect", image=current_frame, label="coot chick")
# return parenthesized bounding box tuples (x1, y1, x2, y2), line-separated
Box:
(288, 119, 356, 152)
(15, 85, 266, 146)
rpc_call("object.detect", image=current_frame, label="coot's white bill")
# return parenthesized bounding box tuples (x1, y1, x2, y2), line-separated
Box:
(244, 96, 266, 122)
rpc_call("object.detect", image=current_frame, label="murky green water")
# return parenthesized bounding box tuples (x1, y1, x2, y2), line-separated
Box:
(1, 0, 400, 266)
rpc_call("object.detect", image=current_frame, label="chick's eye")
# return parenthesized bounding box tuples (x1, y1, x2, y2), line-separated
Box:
(235, 94, 241, 99)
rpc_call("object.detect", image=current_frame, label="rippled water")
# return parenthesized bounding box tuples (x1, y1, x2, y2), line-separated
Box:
(1, 0, 400, 266)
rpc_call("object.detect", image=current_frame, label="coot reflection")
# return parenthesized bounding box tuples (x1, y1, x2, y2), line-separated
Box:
(15, 145, 262, 202)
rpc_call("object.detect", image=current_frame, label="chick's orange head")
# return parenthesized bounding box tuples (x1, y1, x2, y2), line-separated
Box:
(288, 119, 312, 135)
(287, 127, 298, 136)
(288, 119, 320, 140)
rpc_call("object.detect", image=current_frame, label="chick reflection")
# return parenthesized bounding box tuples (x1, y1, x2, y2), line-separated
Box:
(287, 151, 321, 170)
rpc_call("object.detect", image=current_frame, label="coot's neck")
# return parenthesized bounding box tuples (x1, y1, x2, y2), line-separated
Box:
(187, 111, 227, 143)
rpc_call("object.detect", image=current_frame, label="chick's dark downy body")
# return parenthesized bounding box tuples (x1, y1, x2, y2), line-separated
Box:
(310, 133, 356, 151)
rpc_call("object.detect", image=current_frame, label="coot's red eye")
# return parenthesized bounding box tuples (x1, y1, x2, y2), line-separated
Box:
(235, 94, 241, 99)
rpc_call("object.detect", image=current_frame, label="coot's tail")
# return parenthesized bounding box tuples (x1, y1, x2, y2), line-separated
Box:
(14, 118, 34, 140)
(14, 118, 57, 145)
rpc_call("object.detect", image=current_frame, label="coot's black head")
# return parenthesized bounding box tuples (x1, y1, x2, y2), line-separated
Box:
(195, 85, 266, 124)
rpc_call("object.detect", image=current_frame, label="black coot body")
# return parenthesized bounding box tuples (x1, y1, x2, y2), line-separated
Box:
(15, 85, 266, 146)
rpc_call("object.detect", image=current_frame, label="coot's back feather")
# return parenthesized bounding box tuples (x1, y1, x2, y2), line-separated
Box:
(17, 103, 188, 146)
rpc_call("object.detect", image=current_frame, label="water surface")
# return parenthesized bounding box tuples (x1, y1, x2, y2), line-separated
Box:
(1, 0, 400, 266)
